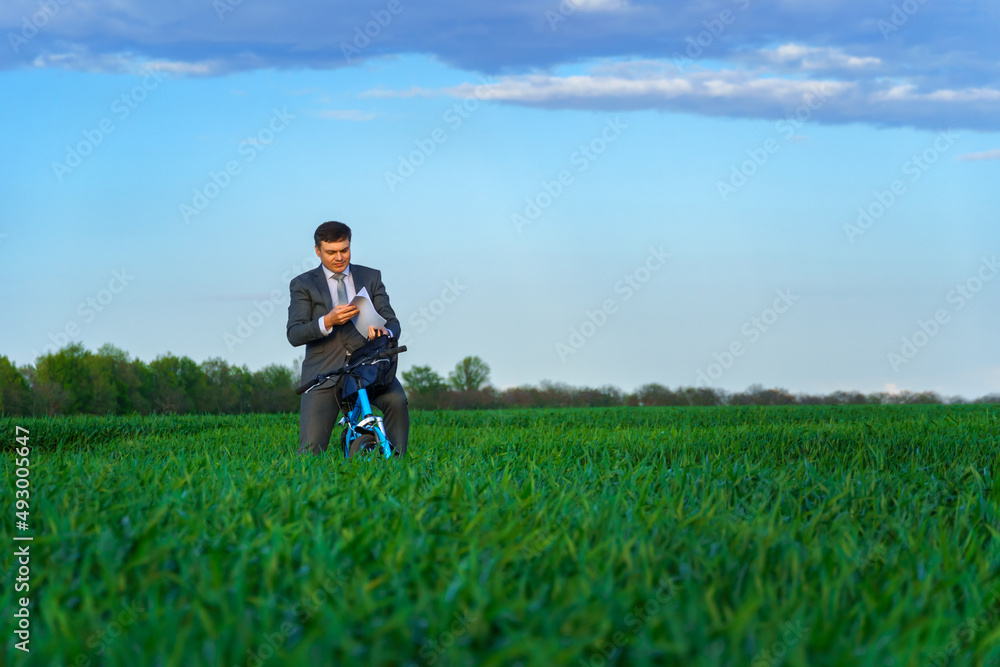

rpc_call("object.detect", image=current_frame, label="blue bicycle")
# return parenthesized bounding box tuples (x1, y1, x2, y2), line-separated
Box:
(295, 337, 406, 459)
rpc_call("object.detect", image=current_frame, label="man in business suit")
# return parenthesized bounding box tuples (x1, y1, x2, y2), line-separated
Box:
(287, 221, 409, 457)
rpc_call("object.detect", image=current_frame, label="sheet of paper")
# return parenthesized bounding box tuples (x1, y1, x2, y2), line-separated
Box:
(350, 287, 387, 336)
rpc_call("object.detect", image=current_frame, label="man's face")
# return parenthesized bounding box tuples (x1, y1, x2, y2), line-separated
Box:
(316, 239, 351, 273)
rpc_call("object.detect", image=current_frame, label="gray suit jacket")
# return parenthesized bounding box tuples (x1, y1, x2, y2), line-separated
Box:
(286, 263, 401, 384)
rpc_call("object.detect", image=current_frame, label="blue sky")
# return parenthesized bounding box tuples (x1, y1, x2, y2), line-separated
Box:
(1, 0, 998, 398)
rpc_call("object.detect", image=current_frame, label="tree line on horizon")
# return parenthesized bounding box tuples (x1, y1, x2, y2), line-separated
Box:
(0, 343, 996, 417)
(0, 344, 297, 417)
(400, 361, 1000, 410)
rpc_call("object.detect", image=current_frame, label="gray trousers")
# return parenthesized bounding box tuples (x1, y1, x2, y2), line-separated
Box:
(298, 378, 409, 457)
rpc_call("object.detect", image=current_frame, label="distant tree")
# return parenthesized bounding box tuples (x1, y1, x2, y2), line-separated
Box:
(751, 385, 794, 405)
(249, 364, 297, 413)
(201, 357, 253, 413)
(502, 384, 546, 408)
(89, 344, 146, 414)
(678, 386, 726, 406)
(635, 383, 678, 406)
(402, 365, 447, 394)
(881, 390, 946, 405)
(823, 390, 869, 406)
(0, 355, 31, 416)
(866, 392, 891, 405)
(576, 385, 623, 407)
(538, 381, 575, 407)
(146, 353, 204, 414)
(402, 365, 448, 410)
(728, 384, 794, 406)
(443, 386, 500, 410)
(905, 391, 943, 404)
(33, 343, 93, 414)
(448, 356, 491, 392)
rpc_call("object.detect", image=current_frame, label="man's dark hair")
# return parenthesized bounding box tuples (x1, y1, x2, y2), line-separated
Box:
(314, 221, 352, 247)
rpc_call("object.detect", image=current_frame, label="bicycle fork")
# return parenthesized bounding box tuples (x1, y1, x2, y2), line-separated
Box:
(339, 388, 392, 459)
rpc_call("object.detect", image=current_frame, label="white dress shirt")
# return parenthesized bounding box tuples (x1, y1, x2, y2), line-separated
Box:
(318, 264, 357, 336)
(316, 264, 393, 338)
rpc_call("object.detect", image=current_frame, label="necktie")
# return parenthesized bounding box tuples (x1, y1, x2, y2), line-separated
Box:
(333, 273, 348, 306)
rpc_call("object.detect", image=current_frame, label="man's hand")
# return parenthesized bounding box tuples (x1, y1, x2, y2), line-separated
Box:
(368, 326, 390, 340)
(324, 305, 358, 330)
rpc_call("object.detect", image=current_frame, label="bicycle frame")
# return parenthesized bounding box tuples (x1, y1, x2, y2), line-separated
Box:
(339, 386, 393, 459)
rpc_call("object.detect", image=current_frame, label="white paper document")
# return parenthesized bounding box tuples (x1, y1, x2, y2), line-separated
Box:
(350, 287, 387, 336)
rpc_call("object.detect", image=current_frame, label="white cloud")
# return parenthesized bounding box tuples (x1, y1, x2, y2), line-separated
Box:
(759, 44, 881, 70)
(873, 84, 1000, 103)
(450, 73, 693, 102)
(925, 87, 1000, 102)
(361, 57, 996, 130)
(566, 0, 632, 12)
(957, 149, 1000, 161)
(28, 51, 222, 76)
(873, 84, 916, 102)
(142, 60, 219, 76)
(429, 65, 853, 111)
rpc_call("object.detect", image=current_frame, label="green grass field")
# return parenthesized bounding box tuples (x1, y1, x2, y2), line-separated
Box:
(3, 406, 999, 666)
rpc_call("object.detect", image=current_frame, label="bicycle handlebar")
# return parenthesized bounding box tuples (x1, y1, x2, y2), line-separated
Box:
(295, 345, 408, 395)
(295, 377, 322, 395)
